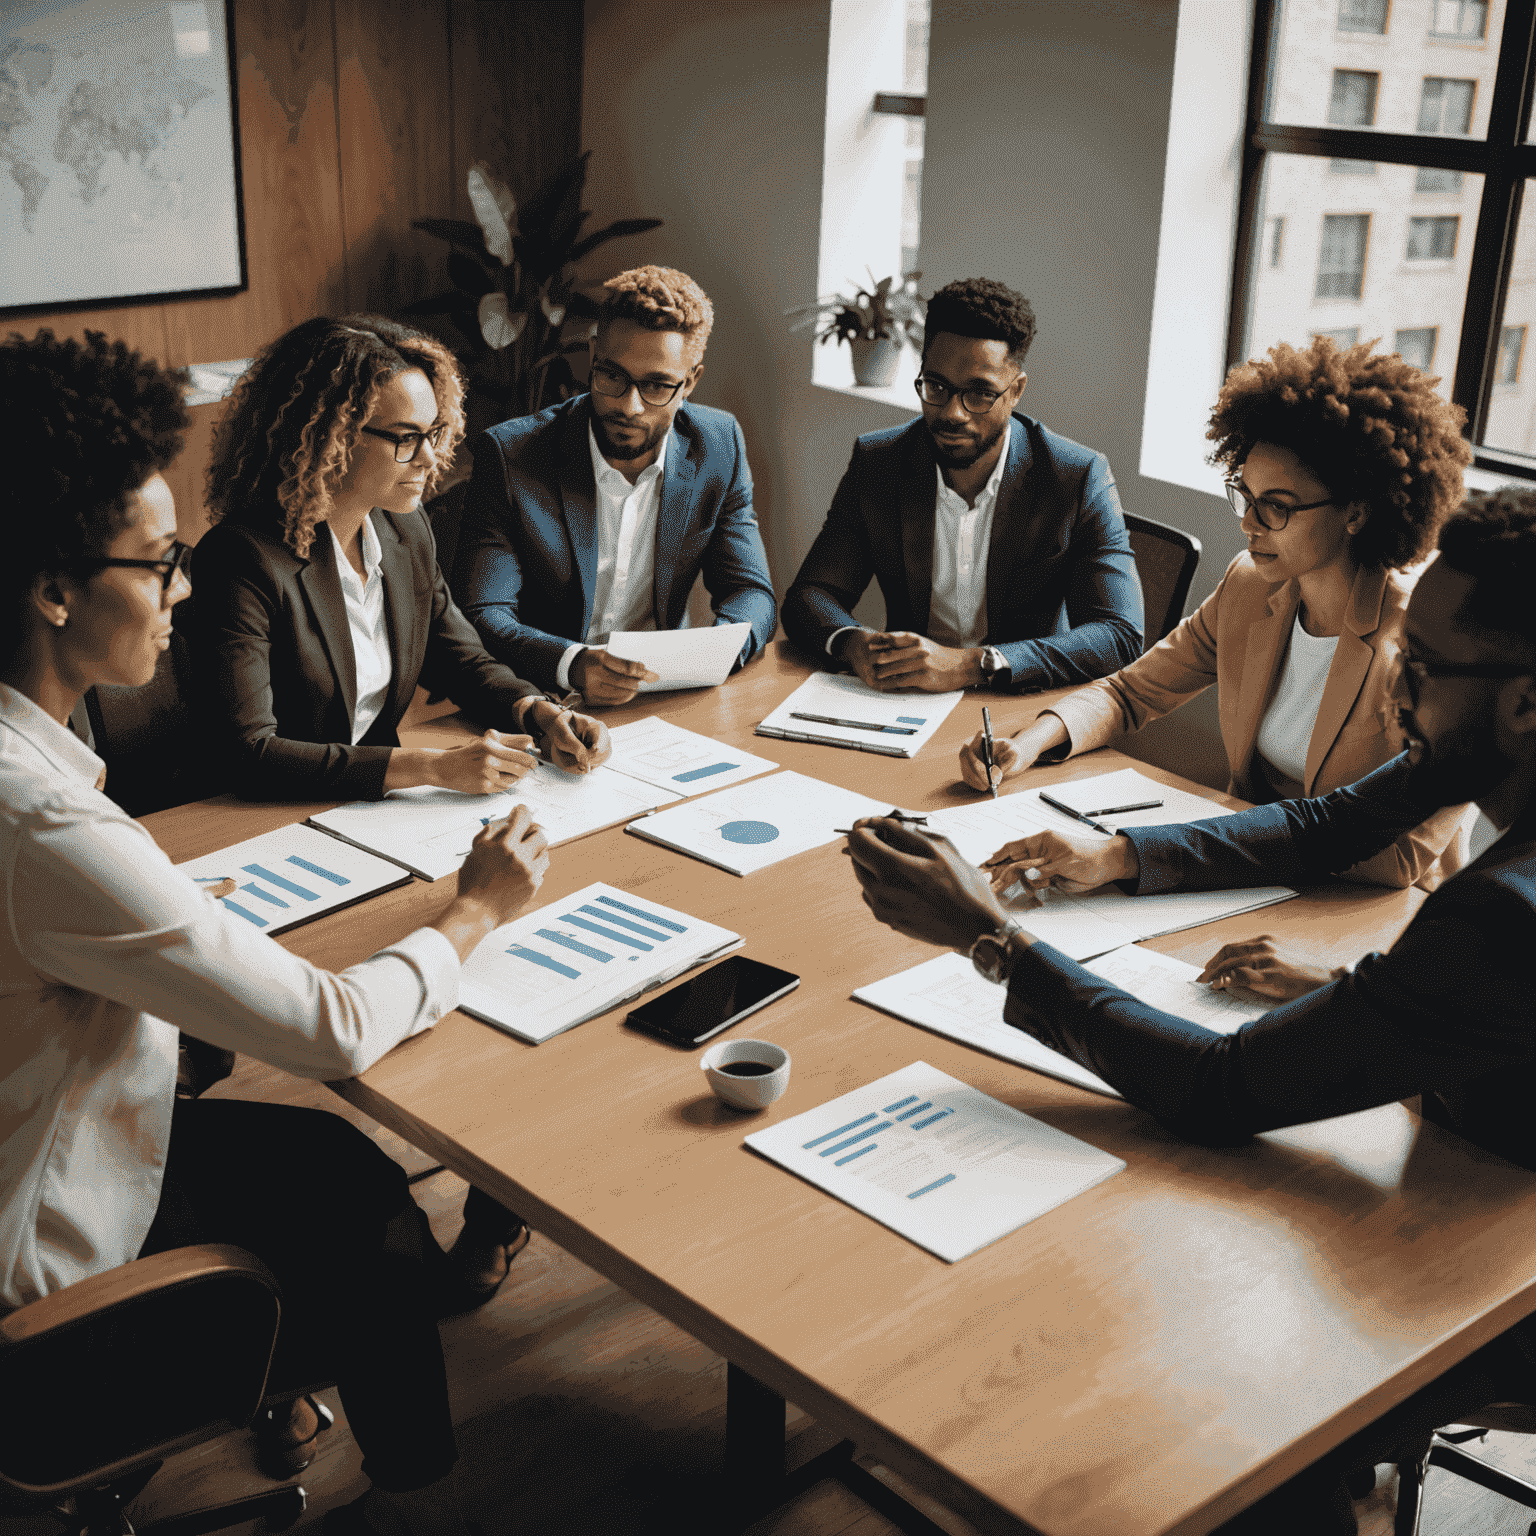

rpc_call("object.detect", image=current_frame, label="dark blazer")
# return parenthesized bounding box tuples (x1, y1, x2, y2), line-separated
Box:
(190, 510, 542, 801)
(1003, 754, 1536, 1169)
(452, 395, 778, 692)
(781, 412, 1144, 690)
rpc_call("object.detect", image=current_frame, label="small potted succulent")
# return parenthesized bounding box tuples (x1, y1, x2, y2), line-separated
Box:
(786, 271, 925, 386)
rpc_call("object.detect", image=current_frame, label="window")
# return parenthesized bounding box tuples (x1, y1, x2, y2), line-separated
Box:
(1338, 0, 1388, 33)
(871, 0, 930, 276)
(1416, 166, 1464, 191)
(1317, 327, 1362, 346)
(1328, 70, 1379, 174)
(1316, 214, 1370, 298)
(1430, 0, 1487, 39)
(1395, 327, 1438, 368)
(1406, 214, 1459, 259)
(1417, 78, 1474, 135)
(1267, 216, 1285, 267)
(1499, 325, 1526, 385)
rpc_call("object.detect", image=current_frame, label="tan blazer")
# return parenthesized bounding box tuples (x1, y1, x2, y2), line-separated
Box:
(1044, 553, 1470, 889)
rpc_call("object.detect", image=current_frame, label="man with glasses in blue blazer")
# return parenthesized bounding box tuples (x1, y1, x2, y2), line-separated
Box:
(453, 265, 777, 706)
(782, 277, 1143, 694)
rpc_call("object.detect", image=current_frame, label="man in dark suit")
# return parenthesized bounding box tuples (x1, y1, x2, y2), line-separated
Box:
(453, 265, 777, 705)
(846, 492, 1536, 1531)
(782, 277, 1143, 694)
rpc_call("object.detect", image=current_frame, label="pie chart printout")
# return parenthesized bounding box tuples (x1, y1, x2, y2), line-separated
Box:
(720, 820, 780, 845)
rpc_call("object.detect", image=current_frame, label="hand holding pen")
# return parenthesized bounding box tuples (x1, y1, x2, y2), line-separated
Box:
(980, 707, 998, 799)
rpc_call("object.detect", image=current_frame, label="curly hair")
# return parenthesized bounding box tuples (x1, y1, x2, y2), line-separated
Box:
(922, 278, 1037, 365)
(206, 314, 466, 558)
(3, 328, 187, 657)
(597, 266, 713, 362)
(1207, 335, 1471, 571)
(1437, 488, 1536, 657)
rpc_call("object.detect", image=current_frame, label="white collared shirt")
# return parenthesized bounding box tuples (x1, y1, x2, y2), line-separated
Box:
(555, 426, 670, 691)
(0, 683, 459, 1312)
(328, 518, 391, 743)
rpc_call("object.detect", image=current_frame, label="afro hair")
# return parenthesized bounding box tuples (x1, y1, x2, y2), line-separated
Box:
(922, 278, 1036, 365)
(1437, 488, 1536, 657)
(597, 266, 714, 362)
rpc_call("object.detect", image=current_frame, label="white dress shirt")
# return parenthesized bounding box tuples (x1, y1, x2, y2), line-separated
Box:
(555, 427, 670, 691)
(329, 518, 392, 743)
(1254, 613, 1339, 793)
(0, 683, 459, 1312)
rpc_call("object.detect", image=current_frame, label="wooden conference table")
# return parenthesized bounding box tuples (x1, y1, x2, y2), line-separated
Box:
(146, 645, 1536, 1536)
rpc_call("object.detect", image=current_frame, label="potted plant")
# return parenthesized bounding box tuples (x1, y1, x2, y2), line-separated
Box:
(786, 271, 925, 387)
(406, 154, 662, 428)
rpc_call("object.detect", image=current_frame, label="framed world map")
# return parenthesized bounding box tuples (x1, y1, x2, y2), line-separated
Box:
(0, 0, 245, 310)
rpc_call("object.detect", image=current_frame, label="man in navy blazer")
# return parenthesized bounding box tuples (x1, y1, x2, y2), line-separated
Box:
(782, 278, 1143, 693)
(847, 492, 1536, 1531)
(454, 266, 777, 704)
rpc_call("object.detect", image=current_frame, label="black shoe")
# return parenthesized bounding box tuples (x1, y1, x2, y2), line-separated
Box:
(257, 1392, 335, 1478)
(439, 1222, 532, 1315)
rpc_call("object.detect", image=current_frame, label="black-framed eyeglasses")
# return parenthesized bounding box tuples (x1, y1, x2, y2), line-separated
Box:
(589, 362, 690, 408)
(1397, 653, 1533, 706)
(1225, 480, 1334, 532)
(359, 423, 448, 463)
(914, 374, 1014, 415)
(70, 540, 193, 593)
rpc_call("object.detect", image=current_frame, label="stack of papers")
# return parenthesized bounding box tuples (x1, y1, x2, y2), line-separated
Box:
(604, 716, 778, 795)
(606, 623, 753, 692)
(854, 948, 1270, 1099)
(745, 1061, 1125, 1262)
(458, 881, 742, 1043)
(625, 769, 904, 876)
(756, 673, 963, 758)
(176, 824, 411, 935)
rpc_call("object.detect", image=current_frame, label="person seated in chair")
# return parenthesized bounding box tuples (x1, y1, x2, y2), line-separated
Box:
(958, 335, 1473, 889)
(1, 328, 554, 1536)
(452, 264, 778, 706)
(846, 489, 1536, 1534)
(781, 276, 1143, 693)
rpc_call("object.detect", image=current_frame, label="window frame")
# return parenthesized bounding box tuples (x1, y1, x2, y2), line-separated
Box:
(1228, 0, 1536, 479)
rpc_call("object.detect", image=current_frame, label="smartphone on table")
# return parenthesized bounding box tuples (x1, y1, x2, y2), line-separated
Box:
(625, 956, 800, 1048)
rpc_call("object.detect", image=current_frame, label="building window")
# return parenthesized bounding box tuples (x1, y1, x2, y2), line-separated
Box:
(1267, 216, 1285, 267)
(1406, 214, 1459, 259)
(1316, 214, 1370, 298)
(1430, 0, 1488, 39)
(1338, 0, 1388, 33)
(1328, 70, 1379, 174)
(1499, 325, 1526, 385)
(1416, 166, 1464, 191)
(1317, 327, 1362, 347)
(1417, 77, 1475, 134)
(1395, 327, 1438, 369)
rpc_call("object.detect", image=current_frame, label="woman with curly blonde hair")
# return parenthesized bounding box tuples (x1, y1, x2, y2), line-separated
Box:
(960, 335, 1474, 922)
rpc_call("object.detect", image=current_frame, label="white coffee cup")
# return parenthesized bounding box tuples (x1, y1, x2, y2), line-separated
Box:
(700, 1038, 791, 1111)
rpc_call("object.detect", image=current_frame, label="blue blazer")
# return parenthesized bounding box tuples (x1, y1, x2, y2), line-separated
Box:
(1004, 754, 1536, 1169)
(453, 395, 778, 692)
(781, 412, 1143, 691)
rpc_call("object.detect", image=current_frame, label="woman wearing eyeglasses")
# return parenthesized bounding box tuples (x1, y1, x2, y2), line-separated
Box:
(960, 335, 1473, 893)
(192, 314, 611, 804)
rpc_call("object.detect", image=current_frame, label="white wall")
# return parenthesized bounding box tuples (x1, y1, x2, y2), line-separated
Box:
(581, 0, 1239, 788)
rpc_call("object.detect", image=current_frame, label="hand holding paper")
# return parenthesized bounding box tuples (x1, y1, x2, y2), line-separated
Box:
(604, 622, 752, 692)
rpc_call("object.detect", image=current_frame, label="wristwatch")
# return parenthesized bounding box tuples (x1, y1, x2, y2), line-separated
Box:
(978, 645, 1009, 688)
(969, 918, 1027, 985)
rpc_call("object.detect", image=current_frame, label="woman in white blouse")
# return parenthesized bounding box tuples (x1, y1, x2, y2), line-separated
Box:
(0, 329, 548, 1536)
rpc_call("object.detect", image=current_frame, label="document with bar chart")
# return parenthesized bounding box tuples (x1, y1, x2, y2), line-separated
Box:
(309, 764, 680, 881)
(456, 882, 743, 1044)
(755, 672, 962, 758)
(175, 824, 411, 935)
(745, 1061, 1124, 1262)
(604, 716, 779, 796)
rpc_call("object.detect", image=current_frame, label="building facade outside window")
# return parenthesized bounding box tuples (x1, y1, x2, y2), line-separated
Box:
(1317, 212, 1371, 296)
(1406, 214, 1460, 258)
(1395, 325, 1439, 368)
(1338, 0, 1389, 32)
(1431, 0, 1489, 39)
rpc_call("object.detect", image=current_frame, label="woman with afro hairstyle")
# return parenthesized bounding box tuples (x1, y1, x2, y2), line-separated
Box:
(960, 335, 1474, 910)
(0, 328, 556, 1536)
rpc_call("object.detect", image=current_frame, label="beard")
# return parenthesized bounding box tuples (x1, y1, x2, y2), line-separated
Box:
(927, 414, 1009, 470)
(591, 409, 668, 464)
(1397, 706, 1516, 807)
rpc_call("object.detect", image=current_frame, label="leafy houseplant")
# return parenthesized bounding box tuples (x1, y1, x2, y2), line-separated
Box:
(786, 271, 925, 387)
(406, 154, 662, 426)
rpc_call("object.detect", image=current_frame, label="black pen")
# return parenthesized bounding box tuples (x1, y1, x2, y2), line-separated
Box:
(790, 711, 917, 735)
(981, 706, 998, 799)
(1082, 798, 1164, 817)
(833, 811, 929, 834)
(1037, 791, 1114, 836)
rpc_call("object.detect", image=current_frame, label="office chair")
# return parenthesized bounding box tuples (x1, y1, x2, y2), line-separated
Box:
(1124, 512, 1201, 649)
(0, 1244, 309, 1536)
(1390, 1406, 1536, 1535)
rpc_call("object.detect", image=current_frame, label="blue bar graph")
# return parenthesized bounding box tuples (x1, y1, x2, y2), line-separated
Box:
(221, 899, 268, 927)
(883, 1095, 919, 1114)
(820, 1120, 892, 1157)
(912, 1108, 954, 1131)
(240, 882, 289, 908)
(561, 914, 652, 951)
(538, 929, 612, 963)
(835, 1144, 877, 1166)
(286, 855, 349, 886)
(241, 863, 318, 901)
(803, 1112, 876, 1150)
(673, 762, 738, 783)
(894, 1101, 933, 1122)
(596, 895, 687, 933)
(578, 904, 672, 942)
(896, 716, 926, 725)
(908, 1173, 956, 1199)
(506, 943, 581, 980)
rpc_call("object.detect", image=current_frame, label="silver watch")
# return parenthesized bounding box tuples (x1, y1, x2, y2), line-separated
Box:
(969, 919, 1026, 985)
(978, 645, 1008, 687)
